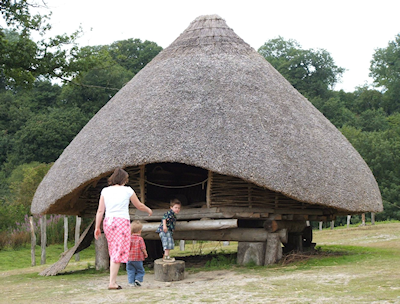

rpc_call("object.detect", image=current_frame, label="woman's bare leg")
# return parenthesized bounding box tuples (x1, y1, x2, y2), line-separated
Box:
(109, 261, 120, 287)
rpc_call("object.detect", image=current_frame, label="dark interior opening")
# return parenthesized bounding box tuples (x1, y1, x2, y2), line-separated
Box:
(146, 162, 208, 208)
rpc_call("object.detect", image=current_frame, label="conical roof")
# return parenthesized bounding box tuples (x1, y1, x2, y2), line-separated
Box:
(31, 15, 383, 215)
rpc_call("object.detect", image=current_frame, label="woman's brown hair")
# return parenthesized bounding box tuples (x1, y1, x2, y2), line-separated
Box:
(108, 168, 129, 185)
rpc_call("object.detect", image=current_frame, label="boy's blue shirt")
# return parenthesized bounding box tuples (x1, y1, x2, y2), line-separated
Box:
(155, 209, 177, 234)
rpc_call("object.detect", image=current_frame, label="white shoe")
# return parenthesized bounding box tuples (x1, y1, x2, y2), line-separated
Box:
(163, 256, 175, 262)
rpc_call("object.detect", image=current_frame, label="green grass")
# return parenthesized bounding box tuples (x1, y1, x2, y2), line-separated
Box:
(0, 242, 96, 271)
(1, 222, 400, 303)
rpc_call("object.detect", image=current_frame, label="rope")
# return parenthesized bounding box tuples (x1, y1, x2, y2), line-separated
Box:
(145, 178, 208, 189)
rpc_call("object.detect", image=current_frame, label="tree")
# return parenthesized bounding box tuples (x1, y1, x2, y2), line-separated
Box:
(258, 37, 345, 99)
(370, 33, 400, 114)
(9, 107, 88, 165)
(1, 1, 80, 89)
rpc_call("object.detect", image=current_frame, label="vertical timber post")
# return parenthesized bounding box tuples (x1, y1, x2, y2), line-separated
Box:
(347, 215, 351, 228)
(29, 216, 36, 266)
(64, 215, 68, 252)
(371, 212, 375, 225)
(140, 164, 146, 204)
(40, 215, 46, 265)
(206, 170, 212, 209)
(75, 216, 81, 261)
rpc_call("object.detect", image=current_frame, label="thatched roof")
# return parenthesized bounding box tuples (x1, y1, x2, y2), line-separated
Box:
(31, 15, 383, 215)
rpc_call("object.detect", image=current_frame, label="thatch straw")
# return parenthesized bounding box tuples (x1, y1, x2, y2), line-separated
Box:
(31, 15, 382, 215)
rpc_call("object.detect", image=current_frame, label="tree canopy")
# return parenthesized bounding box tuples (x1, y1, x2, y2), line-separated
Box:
(258, 37, 345, 99)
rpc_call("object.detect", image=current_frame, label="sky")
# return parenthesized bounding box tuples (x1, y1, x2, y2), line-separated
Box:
(38, 0, 400, 92)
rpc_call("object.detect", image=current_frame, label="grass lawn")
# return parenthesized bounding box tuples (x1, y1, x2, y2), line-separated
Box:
(1, 221, 400, 303)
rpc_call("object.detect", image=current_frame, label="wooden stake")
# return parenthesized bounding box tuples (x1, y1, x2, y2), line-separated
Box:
(40, 215, 46, 265)
(30, 216, 36, 267)
(75, 216, 81, 261)
(64, 216, 68, 252)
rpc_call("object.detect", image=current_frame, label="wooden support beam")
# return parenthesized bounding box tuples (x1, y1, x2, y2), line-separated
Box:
(141, 219, 238, 232)
(263, 220, 306, 233)
(142, 228, 269, 242)
(132, 206, 328, 221)
(206, 170, 212, 208)
(139, 164, 145, 204)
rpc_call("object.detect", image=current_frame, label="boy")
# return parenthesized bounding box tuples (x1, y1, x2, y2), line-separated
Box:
(156, 198, 181, 262)
(127, 220, 148, 287)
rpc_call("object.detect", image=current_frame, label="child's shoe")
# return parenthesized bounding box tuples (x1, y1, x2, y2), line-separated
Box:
(128, 283, 136, 287)
(134, 280, 142, 287)
(163, 256, 175, 262)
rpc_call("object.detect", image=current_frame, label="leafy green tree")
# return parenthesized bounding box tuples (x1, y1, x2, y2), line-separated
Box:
(370, 33, 400, 114)
(310, 96, 356, 128)
(341, 125, 400, 220)
(108, 38, 162, 75)
(9, 107, 87, 165)
(258, 37, 345, 99)
(60, 39, 162, 117)
(7, 162, 51, 208)
(1, 1, 80, 89)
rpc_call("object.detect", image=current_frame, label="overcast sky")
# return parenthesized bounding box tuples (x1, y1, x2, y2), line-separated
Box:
(41, 0, 400, 92)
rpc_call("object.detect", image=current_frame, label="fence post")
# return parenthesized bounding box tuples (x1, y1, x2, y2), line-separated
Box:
(30, 216, 36, 266)
(75, 216, 81, 261)
(64, 216, 68, 252)
(40, 215, 46, 265)
(347, 215, 351, 228)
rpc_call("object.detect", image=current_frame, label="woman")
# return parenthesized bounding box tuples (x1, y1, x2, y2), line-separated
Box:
(94, 167, 152, 290)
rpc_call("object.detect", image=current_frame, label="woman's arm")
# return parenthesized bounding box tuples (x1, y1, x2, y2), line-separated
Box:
(130, 192, 153, 216)
(94, 195, 105, 240)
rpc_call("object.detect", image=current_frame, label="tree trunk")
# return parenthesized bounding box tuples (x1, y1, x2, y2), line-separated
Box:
(154, 259, 185, 282)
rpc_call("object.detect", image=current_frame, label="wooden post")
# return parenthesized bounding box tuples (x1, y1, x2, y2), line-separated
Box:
(347, 215, 351, 228)
(75, 216, 81, 261)
(29, 216, 36, 267)
(371, 212, 375, 225)
(95, 233, 110, 270)
(319, 221, 323, 231)
(206, 171, 212, 208)
(265, 233, 282, 265)
(330, 220, 334, 230)
(237, 242, 266, 266)
(40, 215, 46, 265)
(361, 213, 366, 226)
(64, 216, 68, 252)
(140, 164, 145, 204)
(179, 240, 185, 251)
(154, 259, 185, 282)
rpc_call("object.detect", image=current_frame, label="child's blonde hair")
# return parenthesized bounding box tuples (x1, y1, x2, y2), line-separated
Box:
(131, 220, 143, 234)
